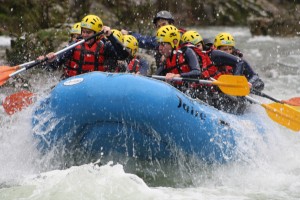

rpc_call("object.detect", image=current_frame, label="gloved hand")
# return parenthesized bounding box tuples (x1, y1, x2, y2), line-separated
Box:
(250, 78, 265, 92)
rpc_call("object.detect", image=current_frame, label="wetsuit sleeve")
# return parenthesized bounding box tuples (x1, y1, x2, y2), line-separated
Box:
(243, 60, 265, 91)
(106, 34, 130, 60)
(210, 50, 264, 91)
(155, 65, 165, 75)
(210, 50, 245, 75)
(232, 47, 243, 58)
(46, 43, 75, 70)
(180, 48, 201, 78)
(132, 32, 158, 50)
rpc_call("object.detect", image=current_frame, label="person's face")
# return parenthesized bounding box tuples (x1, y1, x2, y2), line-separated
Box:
(158, 42, 173, 57)
(81, 28, 95, 44)
(219, 46, 233, 54)
(195, 42, 203, 51)
(155, 19, 170, 29)
(71, 34, 80, 42)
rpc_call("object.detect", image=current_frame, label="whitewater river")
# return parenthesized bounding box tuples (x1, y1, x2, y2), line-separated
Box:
(0, 27, 300, 199)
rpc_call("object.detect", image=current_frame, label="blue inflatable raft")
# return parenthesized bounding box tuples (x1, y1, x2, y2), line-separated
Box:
(32, 72, 265, 164)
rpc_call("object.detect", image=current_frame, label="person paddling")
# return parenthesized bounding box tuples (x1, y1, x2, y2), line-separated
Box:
(155, 25, 200, 92)
(39, 14, 129, 78)
(180, 30, 251, 114)
(213, 32, 264, 92)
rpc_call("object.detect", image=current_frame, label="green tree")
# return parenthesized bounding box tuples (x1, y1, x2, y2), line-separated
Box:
(0, 0, 68, 36)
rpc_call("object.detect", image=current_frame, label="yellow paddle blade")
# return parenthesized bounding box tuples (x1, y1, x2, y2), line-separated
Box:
(293, 106, 300, 111)
(262, 103, 300, 132)
(213, 75, 250, 96)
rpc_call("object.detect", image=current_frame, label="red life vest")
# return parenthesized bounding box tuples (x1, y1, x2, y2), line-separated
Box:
(162, 48, 191, 86)
(182, 43, 233, 80)
(208, 48, 233, 79)
(128, 56, 140, 73)
(64, 40, 106, 77)
(207, 64, 233, 80)
(164, 49, 190, 74)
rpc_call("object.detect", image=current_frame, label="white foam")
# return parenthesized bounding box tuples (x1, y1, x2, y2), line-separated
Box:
(0, 36, 11, 47)
(248, 35, 274, 42)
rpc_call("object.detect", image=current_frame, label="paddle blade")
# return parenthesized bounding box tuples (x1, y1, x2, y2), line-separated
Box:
(282, 97, 300, 106)
(0, 66, 19, 86)
(0, 66, 13, 73)
(214, 75, 250, 96)
(2, 90, 34, 115)
(292, 106, 300, 111)
(263, 103, 300, 132)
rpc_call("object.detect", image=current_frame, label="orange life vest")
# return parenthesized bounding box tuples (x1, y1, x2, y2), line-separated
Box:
(65, 40, 106, 77)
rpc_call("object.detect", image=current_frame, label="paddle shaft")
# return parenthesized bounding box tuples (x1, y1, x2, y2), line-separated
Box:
(152, 75, 247, 87)
(246, 95, 300, 132)
(152, 75, 214, 84)
(18, 60, 36, 68)
(245, 95, 260, 105)
(251, 89, 281, 103)
(8, 31, 104, 78)
(152, 74, 250, 96)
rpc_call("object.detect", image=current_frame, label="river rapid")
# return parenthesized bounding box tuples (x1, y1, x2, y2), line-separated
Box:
(0, 27, 300, 200)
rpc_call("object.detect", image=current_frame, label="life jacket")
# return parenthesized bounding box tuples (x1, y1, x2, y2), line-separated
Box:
(64, 40, 106, 77)
(161, 48, 191, 86)
(182, 43, 233, 80)
(207, 49, 233, 79)
(207, 64, 233, 80)
(127, 56, 140, 73)
(181, 44, 212, 79)
(163, 48, 190, 75)
(180, 43, 233, 90)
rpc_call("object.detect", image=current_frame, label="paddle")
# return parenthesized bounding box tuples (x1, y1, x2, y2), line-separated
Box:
(2, 90, 34, 115)
(151, 75, 250, 96)
(0, 30, 104, 86)
(0, 60, 35, 72)
(0, 61, 36, 85)
(246, 96, 300, 132)
(252, 88, 300, 107)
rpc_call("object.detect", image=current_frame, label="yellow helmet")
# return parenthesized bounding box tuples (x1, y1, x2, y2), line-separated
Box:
(81, 14, 103, 32)
(214, 32, 235, 48)
(181, 30, 203, 45)
(111, 29, 124, 43)
(123, 35, 139, 56)
(156, 25, 180, 48)
(70, 22, 81, 35)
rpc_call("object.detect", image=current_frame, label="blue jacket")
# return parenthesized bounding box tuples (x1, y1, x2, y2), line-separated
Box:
(132, 33, 158, 50)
